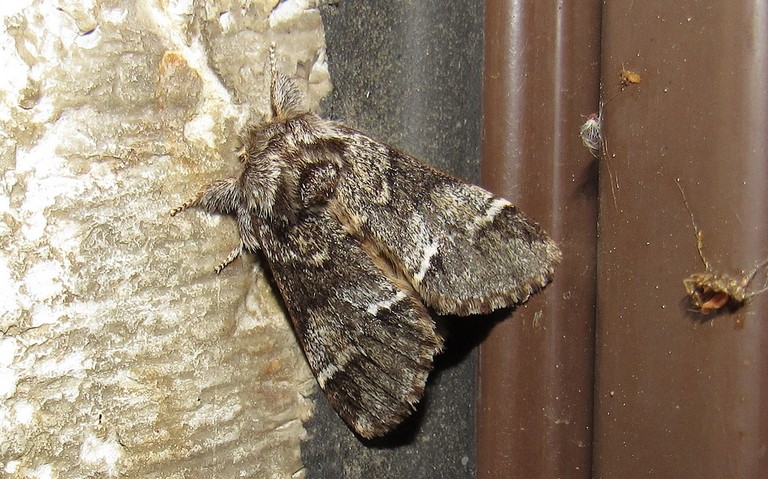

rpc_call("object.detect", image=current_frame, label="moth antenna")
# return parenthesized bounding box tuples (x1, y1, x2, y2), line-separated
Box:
(267, 43, 306, 120)
(675, 179, 711, 271)
(268, 42, 279, 119)
(269, 42, 278, 117)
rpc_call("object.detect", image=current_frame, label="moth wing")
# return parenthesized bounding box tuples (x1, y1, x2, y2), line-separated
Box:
(336, 132, 561, 315)
(258, 210, 443, 439)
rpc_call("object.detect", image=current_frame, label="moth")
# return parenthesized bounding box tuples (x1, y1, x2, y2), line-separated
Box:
(676, 180, 768, 315)
(172, 48, 561, 438)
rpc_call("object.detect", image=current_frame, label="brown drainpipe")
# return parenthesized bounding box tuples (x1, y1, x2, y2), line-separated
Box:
(480, 1, 768, 477)
(478, 1, 601, 477)
(594, 2, 768, 477)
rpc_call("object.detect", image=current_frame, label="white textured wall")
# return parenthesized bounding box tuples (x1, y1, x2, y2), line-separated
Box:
(0, 1, 331, 477)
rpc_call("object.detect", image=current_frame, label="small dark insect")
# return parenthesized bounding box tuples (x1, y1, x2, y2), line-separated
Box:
(676, 180, 768, 315)
(619, 67, 641, 87)
(172, 46, 561, 438)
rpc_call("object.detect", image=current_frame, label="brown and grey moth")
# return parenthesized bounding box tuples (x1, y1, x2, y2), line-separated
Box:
(172, 48, 561, 439)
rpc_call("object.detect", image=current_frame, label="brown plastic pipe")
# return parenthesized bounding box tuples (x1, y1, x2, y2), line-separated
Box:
(594, 2, 768, 477)
(478, 1, 601, 477)
(479, 1, 768, 477)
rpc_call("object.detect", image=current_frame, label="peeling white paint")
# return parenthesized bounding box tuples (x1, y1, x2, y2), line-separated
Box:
(14, 400, 34, 424)
(31, 463, 53, 479)
(0, 368, 17, 398)
(4, 459, 20, 474)
(80, 432, 123, 477)
(101, 7, 128, 23)
(0, 337, 17, 367)
(23, 260, 65, 301)
(36, 351, 92, 380)
(0, 258, 17, 316)
(269, 0, 310, 27)
(184, 113, 217, 147)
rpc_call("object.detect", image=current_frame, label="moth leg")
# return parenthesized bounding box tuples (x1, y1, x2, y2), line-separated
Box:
(170, 178, 241, 217)
(170, 190, 205, 217)
(214, 241, 244, 274)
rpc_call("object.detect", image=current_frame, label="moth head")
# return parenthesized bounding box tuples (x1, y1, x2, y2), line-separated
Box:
(231, 47, 309, 217)
(235, 127, 283, 217)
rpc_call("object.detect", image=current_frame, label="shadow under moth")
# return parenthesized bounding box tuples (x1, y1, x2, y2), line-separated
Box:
(172, 48, 561, 439)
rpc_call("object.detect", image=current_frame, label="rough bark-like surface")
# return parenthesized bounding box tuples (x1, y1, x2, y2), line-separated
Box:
(0, 1, 330, 477)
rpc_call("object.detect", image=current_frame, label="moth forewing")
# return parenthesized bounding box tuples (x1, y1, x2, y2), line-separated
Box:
(332, 142, 561, 316)
(257, 209, 442, 438)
